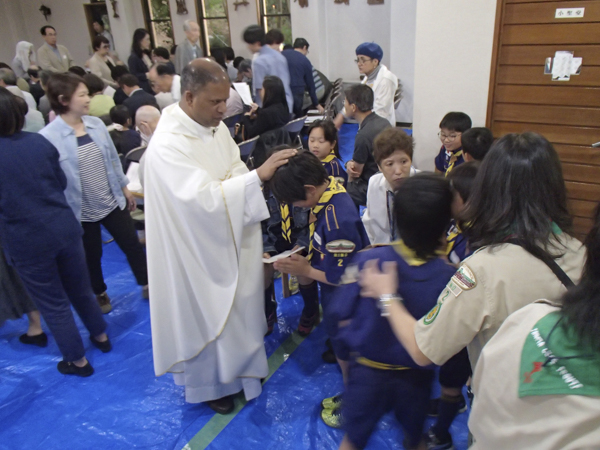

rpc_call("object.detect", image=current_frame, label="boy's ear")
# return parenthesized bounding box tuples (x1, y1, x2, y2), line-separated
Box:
(304, 185, 317, 198)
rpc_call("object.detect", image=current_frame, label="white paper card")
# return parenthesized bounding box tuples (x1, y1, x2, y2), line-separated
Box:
(571, 57, 582, 75)
(555, 8, 584, 19)
(233, 82, 254, 106)
(552, 51, 573, 81)
(305, 115, 325, 124)
(262, 247, 306, 264)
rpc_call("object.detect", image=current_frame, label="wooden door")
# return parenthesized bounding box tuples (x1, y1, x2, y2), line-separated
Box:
(487, 0, 600, 239)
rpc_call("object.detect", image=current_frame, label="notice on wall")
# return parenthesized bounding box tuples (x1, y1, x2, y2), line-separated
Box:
(571, 57, 583, 75)
(555, 8, 585, 19)
(552, 51, 573, 81)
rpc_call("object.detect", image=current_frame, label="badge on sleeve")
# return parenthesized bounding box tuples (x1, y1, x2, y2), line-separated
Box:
(450, 264, 477, 296)
(326, 240, 356, 254)
(423, 288, 451, 325)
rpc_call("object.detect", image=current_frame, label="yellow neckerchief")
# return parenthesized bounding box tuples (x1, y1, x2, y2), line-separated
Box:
(445, 149, 463, 177)
(321, 152, 336, 164)
(280, 203, 292, 242)
(308, 177, 346, 260)
(392, 239, 446, 266)
(445, 221, 461, 255)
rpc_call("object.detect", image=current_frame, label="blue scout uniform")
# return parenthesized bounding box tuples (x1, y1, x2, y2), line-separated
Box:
(320, 153, 348, 188)
(309, 177, 369, 324)
(446, 219, 469, 265)
(329, 241, 456, 449)
(434, 145, 464, 176)
(262, 188, 310, 255)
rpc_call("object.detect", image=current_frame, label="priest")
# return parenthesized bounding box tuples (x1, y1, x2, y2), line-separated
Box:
(144, 58, 295, 414)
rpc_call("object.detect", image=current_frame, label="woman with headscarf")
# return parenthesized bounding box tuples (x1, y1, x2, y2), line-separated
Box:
(11, 41, 37, 79)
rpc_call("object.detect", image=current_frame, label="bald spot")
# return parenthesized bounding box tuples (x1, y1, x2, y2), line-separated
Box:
(135, 105, 161, 127)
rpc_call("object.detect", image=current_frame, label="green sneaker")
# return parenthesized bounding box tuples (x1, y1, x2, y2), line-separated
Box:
(321, 393, 343, 410)
(321, 406, 344, 429)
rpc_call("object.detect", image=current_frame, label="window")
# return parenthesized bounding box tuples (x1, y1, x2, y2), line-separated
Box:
(141, 0, 175, 49)
(259, 0, 292, 45)
(199, 0, 231, 51)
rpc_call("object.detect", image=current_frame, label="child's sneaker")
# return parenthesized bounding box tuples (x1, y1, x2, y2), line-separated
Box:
(265, 311, 277, 336)
(321, 393, 343, 410)
(427, 396, 467, 417)
(321, 406, 344, 428)
(425, 427, 454, 450)
(297, 312, 319, 337)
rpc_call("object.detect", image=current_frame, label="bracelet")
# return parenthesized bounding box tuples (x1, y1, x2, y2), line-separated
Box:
(378, 294, 402, 317)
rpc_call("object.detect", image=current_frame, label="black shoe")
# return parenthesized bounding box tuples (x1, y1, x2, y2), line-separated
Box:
(19, 332, 48, 347)
(57, 360, 94, 377)
(207, 395, 234, 415)
(425, 427, 454, 450)
(321, 348, 337, 364)
(90, 335, 112, 353)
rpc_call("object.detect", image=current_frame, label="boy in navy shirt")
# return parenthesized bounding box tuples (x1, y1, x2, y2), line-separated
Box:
(434, 112, 471, 176)
(328, 174, 456, 449)
(270, 151, 369, 360)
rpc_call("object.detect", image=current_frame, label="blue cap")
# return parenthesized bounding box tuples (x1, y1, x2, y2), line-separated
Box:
(355, 42, 383, 61)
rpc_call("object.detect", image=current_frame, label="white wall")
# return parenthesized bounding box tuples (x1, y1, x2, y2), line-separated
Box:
(411, 0, 497, 170)
(0, 0, 29, 65)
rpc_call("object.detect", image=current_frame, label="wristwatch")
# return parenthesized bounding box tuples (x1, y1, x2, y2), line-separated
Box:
(378, 294, 402, 317)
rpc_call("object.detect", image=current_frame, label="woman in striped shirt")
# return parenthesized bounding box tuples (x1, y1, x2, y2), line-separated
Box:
(40, 73, 148, 314)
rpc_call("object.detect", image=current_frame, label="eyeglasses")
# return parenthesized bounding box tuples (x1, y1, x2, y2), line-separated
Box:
(438, 132, 461, 142)
(354, 57, 372, 65)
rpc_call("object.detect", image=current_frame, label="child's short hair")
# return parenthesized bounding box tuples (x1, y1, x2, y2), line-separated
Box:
(110, 105, 132, 126)
(461, 127, 493, 161)
(269, 150, 329, 204)
(439, 112, 472, 133)
(447, 161, 480, 203)
(308, 119, 340, 158)
(344, 84, 374, 113)
(394, 173, 453, 260)
(373, 127, 414, 165)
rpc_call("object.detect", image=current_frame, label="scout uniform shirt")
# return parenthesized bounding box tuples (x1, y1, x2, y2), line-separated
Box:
(434, 145, 464, 176)
(330, 241, 456, 366)
(470, 301, 600, 449)
(446, 219, 468, 265)
(414, 233, 585, 371)
(262, 188, 310, 255)
(309, 177, 369, 311)
(320, 152, 348, 188)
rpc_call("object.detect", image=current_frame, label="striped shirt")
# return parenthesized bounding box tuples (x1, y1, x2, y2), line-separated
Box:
(77, 134, 118, 222)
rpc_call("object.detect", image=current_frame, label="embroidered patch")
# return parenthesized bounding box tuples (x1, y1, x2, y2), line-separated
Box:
(339, 264, 359, 285)
(326, 239, 356, 254)
(451, 265, 476, 291)
(313, 232, 322, 246)
(423, 302, 442, 325)
(447, 279, 463, 298)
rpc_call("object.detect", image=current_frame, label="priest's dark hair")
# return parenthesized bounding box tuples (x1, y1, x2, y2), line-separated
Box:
(269, 150, 328, 204)
(461, 132, 572, 260)
(394, 173, 453, 260)
(561, 202, 600, 352)
(180, 60, 224, 95)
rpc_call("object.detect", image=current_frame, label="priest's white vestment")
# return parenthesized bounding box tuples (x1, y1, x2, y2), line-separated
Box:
(144, 103, 269, 403)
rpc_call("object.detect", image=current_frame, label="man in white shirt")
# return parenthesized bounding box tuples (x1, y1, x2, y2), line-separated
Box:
(143, 58, 295, 414)
(148, 63, 181, 104)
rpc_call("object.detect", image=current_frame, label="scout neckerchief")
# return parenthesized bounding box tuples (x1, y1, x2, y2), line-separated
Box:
(446, 220, 461, 255)
(321, 152, 336, 164)
(308, 176, 346, 260)
(392, 239, 446, 266)
(280, 203, 292, 242)
(386, 190, 397, 241)
(445, 148, 463, 177)
(519, 311, 600, 397)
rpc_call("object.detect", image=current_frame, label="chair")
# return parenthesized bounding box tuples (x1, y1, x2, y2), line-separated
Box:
(248, 128, 293, 169)
(284, 116, 307, 147)
(125, 145, 147, 163)
(393, 82, 403, 109)
(238, 135, 260, 164)
(223, 114, 243, 138)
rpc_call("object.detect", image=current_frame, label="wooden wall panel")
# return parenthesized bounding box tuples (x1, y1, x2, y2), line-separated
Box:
(503, 23, 600, 45)
(500, 45, 600, 66)
(494, 86, 600, 107)
(562, 163, 600, 183)
(554, 144, 600, 165)
(506, 0, 591, 3)
(504, 2, 600, 24)
(492, 122, 600, 146)
(569, 198, 598, 218)
(494, 103, 600, 127)
(566, 181, 600, 201)
(497, 66, 600, 86)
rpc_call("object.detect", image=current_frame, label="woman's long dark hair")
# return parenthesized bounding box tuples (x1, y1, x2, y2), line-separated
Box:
(262, 75, 289, 112)
(461, 132, 572, 259)
(0, 87, 25, 136)
(131, 28, 150, 58)
(561, 203, 600, 352)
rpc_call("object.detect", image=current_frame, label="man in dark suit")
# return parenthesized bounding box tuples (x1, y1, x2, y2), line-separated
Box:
(119, 74, 159, 120)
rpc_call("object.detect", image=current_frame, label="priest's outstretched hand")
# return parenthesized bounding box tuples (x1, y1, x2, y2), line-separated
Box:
(256, 149, 297, 182)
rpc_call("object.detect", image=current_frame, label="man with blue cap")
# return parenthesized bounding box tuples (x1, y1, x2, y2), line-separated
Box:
(335, 42, 400, 127)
